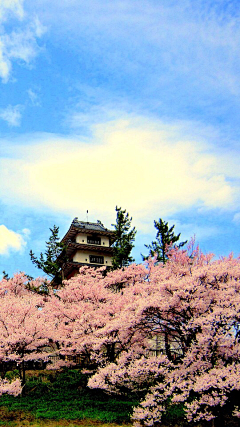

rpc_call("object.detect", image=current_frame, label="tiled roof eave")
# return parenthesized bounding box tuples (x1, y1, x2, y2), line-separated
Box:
(61, 224, 116, 244)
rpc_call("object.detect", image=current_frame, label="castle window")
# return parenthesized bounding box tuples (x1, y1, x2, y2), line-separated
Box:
(87, 236, 101, 245)
(89, 255, 104, 264)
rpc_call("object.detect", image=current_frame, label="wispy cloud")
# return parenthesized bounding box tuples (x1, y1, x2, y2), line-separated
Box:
(0, 104, 23, 126)
(27, 88, 41, 106)
(0, 225, 26, 255)
(0, 0, 24, 21)
(31, 0, 240, 98)
(0, 3, 46, 82)
(169, 219, 220, 242)
(0, 115, 238, 229)
(233, 212, 240, 224)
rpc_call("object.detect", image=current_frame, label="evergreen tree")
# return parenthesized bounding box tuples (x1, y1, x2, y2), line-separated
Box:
(111, 207, 137, 269)
(143, 218, 187, 263)
(2, 270, 9, 280)
(29, 225, 66, 283)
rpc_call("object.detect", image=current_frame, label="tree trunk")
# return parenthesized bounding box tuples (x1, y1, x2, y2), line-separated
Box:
(19, 359, 26, 396)
(106, 343, 116, 363)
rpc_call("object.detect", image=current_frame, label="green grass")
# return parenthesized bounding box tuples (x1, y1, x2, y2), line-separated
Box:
(0, 371, 239, 427)
(0, 370, 138, 424)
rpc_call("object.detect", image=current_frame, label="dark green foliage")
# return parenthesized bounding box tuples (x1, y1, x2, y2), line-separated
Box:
(4, 370, 19, 382)
(0, 369, 137, 423)
(2, 271, 9, 280)
(143, 218, 187, 263)
(29, 225, 66, 285)
(111, 207, 137, 269)
(161, 400, 185, 424)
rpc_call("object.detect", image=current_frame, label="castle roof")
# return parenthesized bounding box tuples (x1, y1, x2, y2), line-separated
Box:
(72, 217, 109, 232)
(61, 218, 116, 244)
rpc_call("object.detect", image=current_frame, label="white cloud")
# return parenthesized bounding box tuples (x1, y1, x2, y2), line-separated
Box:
(233, 213, 240, 224)
(0, 225, 26, 255)
(0, 116, 238, 230)
(22, 228, 31, 238)
(32, 16, 46, 38)
(29, 0, 240, 96)
(27, 88, 40, 106)
(0, 43, 11, 82)
(0, 2, 45, 82)
(168, 219, 219, 242)
(0, 0, 24, 21)
(0, 104, 23, 126)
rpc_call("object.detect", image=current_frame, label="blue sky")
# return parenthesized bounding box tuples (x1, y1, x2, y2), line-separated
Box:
(1, 0, 240, 278)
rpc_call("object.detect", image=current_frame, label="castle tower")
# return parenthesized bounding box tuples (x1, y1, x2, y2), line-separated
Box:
(57, 217, 116, 281)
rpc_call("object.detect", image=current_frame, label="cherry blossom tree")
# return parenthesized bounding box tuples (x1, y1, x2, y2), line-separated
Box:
(47, 263, 148, 367)
(84, 244, 240, 426)
(25, 241, 240, 425)
(0, 273, 53, 389)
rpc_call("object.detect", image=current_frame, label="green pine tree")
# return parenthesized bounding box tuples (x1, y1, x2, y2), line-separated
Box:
(29, 225, 66, 284)
(143, 218, 187, 264)
(111, 206, 137, 269)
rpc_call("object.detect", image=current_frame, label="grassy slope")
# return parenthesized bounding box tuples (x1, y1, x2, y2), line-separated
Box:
(0, 370, 137, 425)
(1, 369, 238, 427)
(0, 407, 131, 427)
